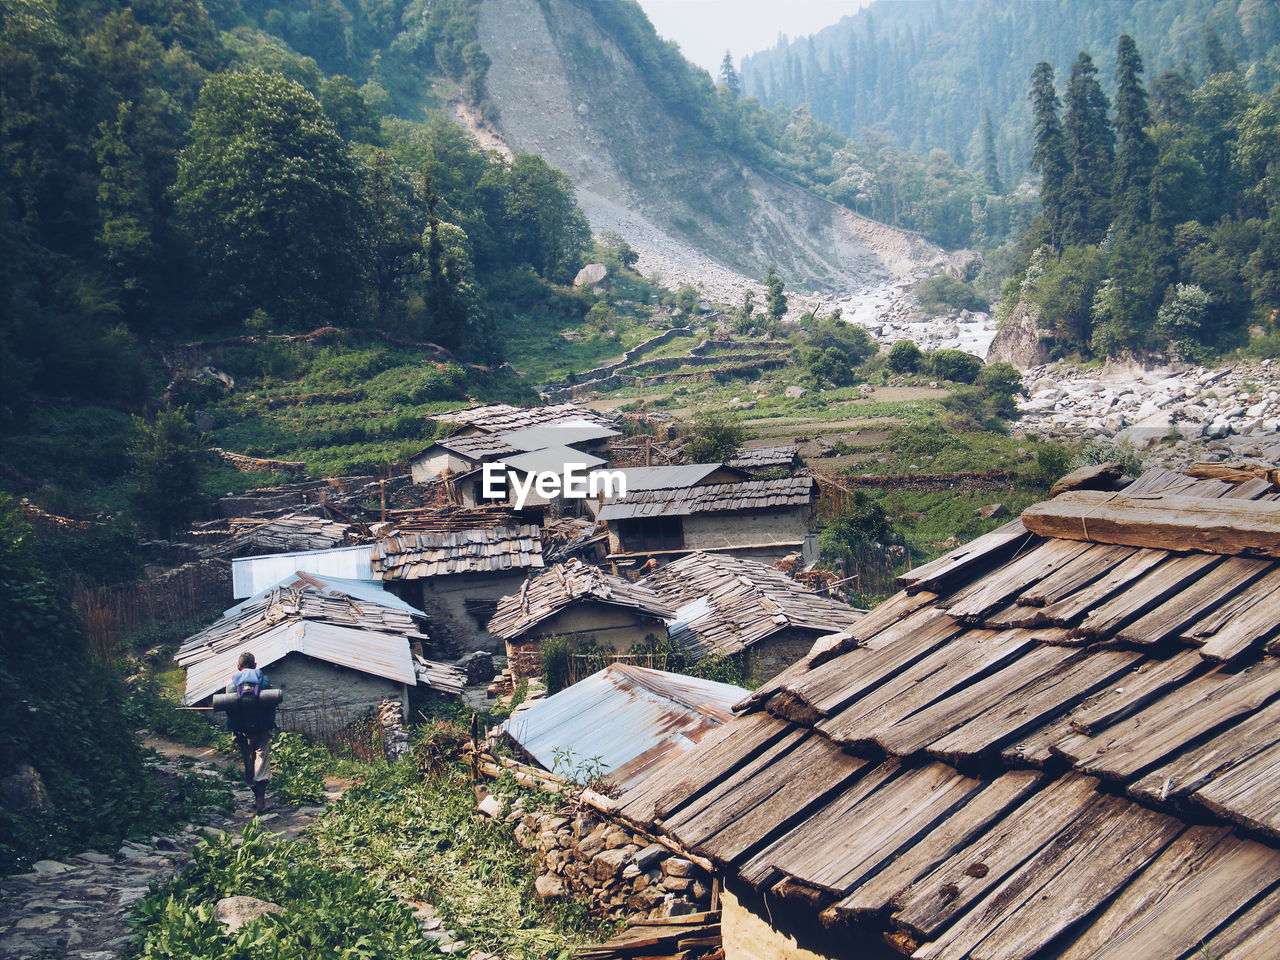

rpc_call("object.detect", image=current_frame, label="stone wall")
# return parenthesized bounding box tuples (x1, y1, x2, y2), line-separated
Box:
(510, 803, 714, 921)
(743, 630, 820, 686)
(416, 570, 530, 656)
(268, 653, 407, 732)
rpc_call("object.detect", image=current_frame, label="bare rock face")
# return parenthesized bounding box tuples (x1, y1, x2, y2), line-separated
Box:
(214, 895, 284, 933)
(987, 300, 1051, 369)
(574, 263, 608, 288)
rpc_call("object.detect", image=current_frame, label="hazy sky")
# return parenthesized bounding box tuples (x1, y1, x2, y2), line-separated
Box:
(635, 0, 875, 76)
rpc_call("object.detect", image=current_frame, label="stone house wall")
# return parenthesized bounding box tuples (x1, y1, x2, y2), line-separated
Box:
(266, 653, 407, 732)
(741, 629, 821, 686)
(510, 803, 714, 922)
(504, 601, 668, 679)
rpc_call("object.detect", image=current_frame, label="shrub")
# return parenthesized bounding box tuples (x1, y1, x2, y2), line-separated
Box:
(914, 275, 987, 314)
(682, 410, 746, 463)
(926, 349, 983, 384)
(886, 339, 923, 374)
(1034, 444, 1074, 485)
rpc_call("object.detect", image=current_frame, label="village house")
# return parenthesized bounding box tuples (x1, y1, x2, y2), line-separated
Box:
(597, 475, 820, 565)
(488, 559, 676, 677)
(178, 572, 462, 731)
(642, 552, 865, 684)
(500, 663, 747, 793)
(582, 463, 752, 517)
(598, 465, 1280, 960)
(369, 509, 545, 655)
(410, 420, 619, 485)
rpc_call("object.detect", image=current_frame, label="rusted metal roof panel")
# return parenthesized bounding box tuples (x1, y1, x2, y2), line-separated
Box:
(500, 664, 747, 792)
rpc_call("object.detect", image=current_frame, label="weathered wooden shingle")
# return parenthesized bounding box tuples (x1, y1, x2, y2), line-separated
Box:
(612, 467, 1280, 959)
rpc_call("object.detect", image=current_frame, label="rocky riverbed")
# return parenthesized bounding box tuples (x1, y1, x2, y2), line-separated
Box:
(830, 280, 998, 356)
(1014, 359, 1280, 467)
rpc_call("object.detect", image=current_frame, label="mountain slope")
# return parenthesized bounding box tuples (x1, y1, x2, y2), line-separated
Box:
(741, 0, 1280, 178)
(466, 0, 954, 300)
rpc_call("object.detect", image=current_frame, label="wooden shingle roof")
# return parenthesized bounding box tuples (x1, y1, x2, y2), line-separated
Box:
(488, 559, 676, 640)
(201, 512, 353, 559)
(610, 468, 1280, 960)
(726, 444, 799, 470)
(597, 476, 815, 521)
(434, 402, 614, 433)
(642, 552, 864, 659)
(371, 523, 544, 580)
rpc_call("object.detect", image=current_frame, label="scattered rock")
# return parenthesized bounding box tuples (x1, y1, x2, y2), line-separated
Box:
(1049, 462, 1124, 498)
(31, 860, 72, 875)
(214, 895, 285, 933)
(784, 385, 806, 399)
(976, 503, 1008, 519)
(477, 794, 506, 819)
(534, 873, 566, 899)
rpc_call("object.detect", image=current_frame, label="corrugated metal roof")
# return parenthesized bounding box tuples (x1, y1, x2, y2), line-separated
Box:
(232, 544, 373, 598)
(496, 422, 619, 451)
(179, 572, 427, 703)
(497, 445, 607, 475)
(500, 664, 747, 792)
(598, 464, 732, 492)
(598, 476, 816, 521)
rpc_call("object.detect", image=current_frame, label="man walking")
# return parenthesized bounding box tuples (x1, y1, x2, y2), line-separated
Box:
(226, 652, 275, 815)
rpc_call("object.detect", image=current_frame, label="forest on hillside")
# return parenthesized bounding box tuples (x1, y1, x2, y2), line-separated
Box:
(1, 0, 594, 426)
(740, 0, 1280, 180)
(1004, 33, 1280, 360)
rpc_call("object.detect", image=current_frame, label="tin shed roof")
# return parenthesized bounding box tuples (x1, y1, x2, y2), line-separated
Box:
(500, 663, 747, 792)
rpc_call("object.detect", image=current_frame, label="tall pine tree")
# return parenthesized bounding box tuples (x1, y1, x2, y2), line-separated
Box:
(1063, 52, 1114, 244)
(719, 51, 741, 97)
(982, 110, 1003, 195)
(1029, 62, 1070, 248)
(1113, 35, 1157, 228)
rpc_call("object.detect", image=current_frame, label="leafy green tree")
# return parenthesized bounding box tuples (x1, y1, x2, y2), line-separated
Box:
(94, 101, 158, 296)
(1029, 62, 1070, 248)
(1062, 52, 1113, 245)
(764, 265, 787, 320)
(488, 153, 590, 284)
(128, 407, 207, 536)
(319, 74, 379, 142)
(1156, 283, 1213, 360)
(887, 339, 922, 374)
(1113, 35, 1156, 228)
(682, 410, 746, 463)
(1033, 244, 1108, 353)
(422, 169, 492, 357)
(360, 150, 421, 321)
(174, 69, 368, 328)
(926, 349, 983, 384)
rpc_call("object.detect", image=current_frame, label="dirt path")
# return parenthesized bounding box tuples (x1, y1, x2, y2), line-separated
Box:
(0, 737, 330, 959)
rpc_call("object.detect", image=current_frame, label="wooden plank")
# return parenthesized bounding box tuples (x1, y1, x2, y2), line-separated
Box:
(1014, 543, 1135, 607)
(1021, 490, 1280, 559)
(1071, 552, 1224, 639)
(1128, 699, 1280, 807)
(1054, 828, 1280, 960)
(897, 519, 1032, 594)
(870, 644, 1078, 758)
(784, 605, 967, 718)
(1193, 739, 1280, 840)
(1182, 565, 1280, 643)
(823, 771, 1043, 921)
(1123, 467, 1198, 495)
(687, 737, 867, 866)
(1000, 713, 1078, 767)
(944, 539, 1094, 621)
(1113, 556, 1273, 648)
(925, 650, 1141, 765)
(1066, 651, 1207, 736)
(813, 628, 1041, 748)
(616, 711, 790, 827)
(1223, 476, 1280, 500)
(1031, 549, 1168, 627)
(890, 773, 1103, 941)
(1192, 884, 1280, 960)
(1053, 658, 1280, 782)
(741, 762, 981, 893)
(738, 760, 908, 889)
(912, 794, 1183, 960)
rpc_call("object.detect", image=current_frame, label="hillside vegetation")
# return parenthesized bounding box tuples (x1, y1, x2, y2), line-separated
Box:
(742, 0, 1280, 179)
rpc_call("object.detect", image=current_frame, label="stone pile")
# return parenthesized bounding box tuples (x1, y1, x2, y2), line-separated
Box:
(833, 279, 998, 357)
(508, 803, 712, 921)
(376, 699, 412, 763)
(1016, 359, 1280, 467)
